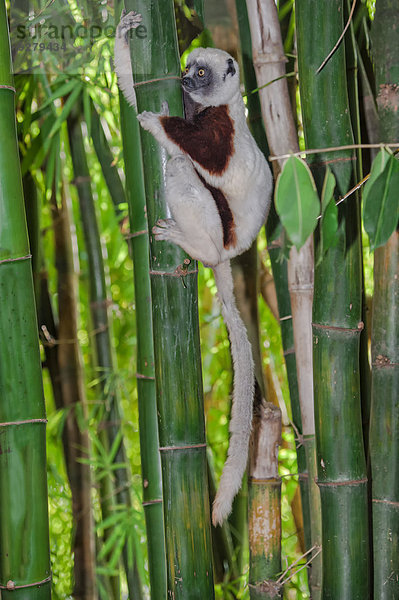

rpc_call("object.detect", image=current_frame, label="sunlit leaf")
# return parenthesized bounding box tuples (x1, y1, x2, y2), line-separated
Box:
(275, 156, 320, 250)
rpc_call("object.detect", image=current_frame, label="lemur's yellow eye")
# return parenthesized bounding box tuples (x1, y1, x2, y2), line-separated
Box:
(198, 68, 205, 77)
(185, 66, 189, 73)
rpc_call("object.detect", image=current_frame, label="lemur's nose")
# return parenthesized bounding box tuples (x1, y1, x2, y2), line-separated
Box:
(182, 76, 195, 89)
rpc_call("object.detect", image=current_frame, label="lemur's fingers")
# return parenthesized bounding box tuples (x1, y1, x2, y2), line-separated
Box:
(136, 111, 161, 135)
(160, 101, 170, 116)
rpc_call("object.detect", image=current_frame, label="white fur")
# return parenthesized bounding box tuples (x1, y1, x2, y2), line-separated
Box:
(114, 11, 142, 110)
(115, 35, 273, 525)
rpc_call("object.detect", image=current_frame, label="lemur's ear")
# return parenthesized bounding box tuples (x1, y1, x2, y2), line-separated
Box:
(224, 58, 236, 79)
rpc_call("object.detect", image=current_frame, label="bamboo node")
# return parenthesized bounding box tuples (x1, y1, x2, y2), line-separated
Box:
(124, 229, 148, 239)
(254, 51, 288, 65)
(374, 354, 393, 367)
(0, 575, 52, 590)
(0, 253, 32, 265)
(142, 498, 163, 506)
(135, 372, 155, 380)
(159, 443, 207, 451)
(149, 266, 198, 277)
(0, 418, 48, 427)
(0, 85, 16, 93)
(133, 75, 181, 88)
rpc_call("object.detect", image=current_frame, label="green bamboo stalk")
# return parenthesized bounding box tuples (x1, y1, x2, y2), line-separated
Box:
(67, 102, 143, 600)
(67, 104, 120, 600)
(89, 100, 126, 222)
(0, 2, 51, 597)
(232, 245, 266, 408)
(207, 461, 238, 582)
(369, 3, 399, 597)
(117, 64, 167, 600)
(296, 1, 370, 597)
(115, 4, 167, 597)
(344, 0, 372, 453)
(125, 0, 214, 597)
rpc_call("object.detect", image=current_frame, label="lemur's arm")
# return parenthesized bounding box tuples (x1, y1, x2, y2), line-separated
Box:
(114, 10, 142, 109)
(138, 106, 235, 176)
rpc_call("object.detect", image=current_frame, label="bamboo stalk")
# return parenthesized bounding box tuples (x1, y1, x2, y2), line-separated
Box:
(344, 0, 372, 453)
(125, 0, 214, 597)
(114, 0, 167, 593)
(296, 1, 370, 597)
(0, 2, 51, 597)
(369, 2, 399, 596)
(90, 100, 126, 223)
(244, 0, 321, 593)
(248, 401, 282, 599)
(236, 0, 312, 565)
(52, 187, 97, 600)
(117, 64, 167, 600)
(67, 102, 144, 600)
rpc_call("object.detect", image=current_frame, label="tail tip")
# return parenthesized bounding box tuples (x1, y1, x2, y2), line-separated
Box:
(212, 493, 233, 527)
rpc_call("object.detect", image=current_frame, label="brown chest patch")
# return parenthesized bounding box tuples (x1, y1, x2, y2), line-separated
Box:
(161, 105, 234, 176)
(196, 171, 236, 249)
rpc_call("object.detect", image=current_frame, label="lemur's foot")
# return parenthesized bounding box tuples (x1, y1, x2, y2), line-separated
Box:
(152, 219, 177, 241)
(166, 155, 191, 175)
(160, 101, 169, 116)
(117, 10, 142, 42)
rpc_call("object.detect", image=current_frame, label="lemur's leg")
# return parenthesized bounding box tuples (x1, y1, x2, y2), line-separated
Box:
(152, 156, 223, 266)
(114, 10, 142, 109)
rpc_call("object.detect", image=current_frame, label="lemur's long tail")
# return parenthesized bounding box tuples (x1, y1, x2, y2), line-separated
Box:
(212, 260, 254, 526)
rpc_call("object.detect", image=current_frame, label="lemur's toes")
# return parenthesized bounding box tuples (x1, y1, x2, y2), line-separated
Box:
(160, 101, 170, 116)
(118, 10, 142, 39)
(154, 218, 175, 229)
(152, 219, 176, 240)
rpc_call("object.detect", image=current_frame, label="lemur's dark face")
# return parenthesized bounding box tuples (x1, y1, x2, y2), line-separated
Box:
(181, 48, 239, 107)
(182, 62, 215, 96)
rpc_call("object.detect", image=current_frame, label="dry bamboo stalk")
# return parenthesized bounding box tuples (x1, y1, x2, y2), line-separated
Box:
(245, 0, 321, 595)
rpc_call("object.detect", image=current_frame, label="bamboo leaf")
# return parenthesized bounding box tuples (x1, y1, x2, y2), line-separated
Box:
(21, 113, 56, 174)
(44, 132, 60, 195)
(365, 147, 391, 188)
(47, 81, 83, 139)
(36, 77, 77, 113)
(97, 523, 126, 561)
(83, 86, 92, 138)
(321, 166, 336, 214)
(363, 154, 399, 250)
(275, 156, 320, 249)
(317, 167, 338, 263)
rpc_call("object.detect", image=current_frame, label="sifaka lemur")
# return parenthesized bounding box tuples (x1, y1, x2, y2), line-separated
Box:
(114, 11, 272, 526)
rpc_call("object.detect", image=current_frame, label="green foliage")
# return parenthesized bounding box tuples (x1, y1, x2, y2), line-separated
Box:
(7, 1, 384, 598)
(275, 156, 320, 250)
(363, 149, 399, 250)
(317, 167, 338, 264)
